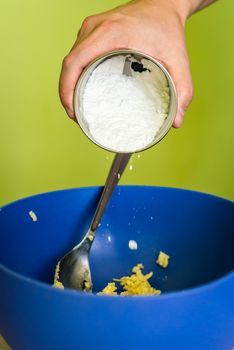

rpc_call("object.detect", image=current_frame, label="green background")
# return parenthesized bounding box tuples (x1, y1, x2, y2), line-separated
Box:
(0, 0, 233, 206)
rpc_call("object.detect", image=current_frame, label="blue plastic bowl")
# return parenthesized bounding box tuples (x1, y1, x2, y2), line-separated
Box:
(0, 186, 233, 350)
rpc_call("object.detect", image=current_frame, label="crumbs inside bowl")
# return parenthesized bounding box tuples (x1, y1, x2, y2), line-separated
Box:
(53, 251, 170, 296)
(98, 264, 161, 296)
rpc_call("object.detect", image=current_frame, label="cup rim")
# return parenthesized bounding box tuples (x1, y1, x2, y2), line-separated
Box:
(73, 49, 178, 154)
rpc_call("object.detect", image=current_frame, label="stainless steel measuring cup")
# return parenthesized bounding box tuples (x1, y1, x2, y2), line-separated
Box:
(73, 49, 177, 154)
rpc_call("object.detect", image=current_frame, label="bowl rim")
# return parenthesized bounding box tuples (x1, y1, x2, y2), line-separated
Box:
(1, 185, 233, 209)
(0, 185, 233, 301)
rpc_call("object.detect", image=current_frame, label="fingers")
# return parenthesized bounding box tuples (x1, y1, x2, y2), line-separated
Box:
(59, 20, 125, 119)
(59, 19, 98, 119)
(173, 86, 193, 128)
(59, 12, 193, 127)
(167, 59, 193, 128)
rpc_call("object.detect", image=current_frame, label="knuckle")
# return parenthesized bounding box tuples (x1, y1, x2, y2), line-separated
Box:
(99, 20, 112, 32)
(100, 19, 122, 33)
(99, 19, 126, 47)
(108, 12, 125, 22)
(62, 54, 73, 69)
(81, 16, 93, 28)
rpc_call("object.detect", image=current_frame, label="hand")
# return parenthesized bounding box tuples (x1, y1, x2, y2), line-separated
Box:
(59, 0, 194, 128)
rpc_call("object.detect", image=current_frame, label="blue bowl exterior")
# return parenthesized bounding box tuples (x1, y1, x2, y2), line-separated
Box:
(0, 186, 233, 349)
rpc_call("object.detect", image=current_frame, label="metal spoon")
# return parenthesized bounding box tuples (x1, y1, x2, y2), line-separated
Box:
(55, 152, 131, 292)
(54, 58, 133, 292)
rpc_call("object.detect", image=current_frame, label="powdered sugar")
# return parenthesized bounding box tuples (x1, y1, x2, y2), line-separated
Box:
(82, 55, 170, 152)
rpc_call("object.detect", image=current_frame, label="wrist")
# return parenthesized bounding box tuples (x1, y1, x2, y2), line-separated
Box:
(161, 0, 214, 19)
(143, 0, 191, 25)
(145, 0, 206, 24)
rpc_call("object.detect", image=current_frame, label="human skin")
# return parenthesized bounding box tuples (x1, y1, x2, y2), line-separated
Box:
(59, 0, 216, 128)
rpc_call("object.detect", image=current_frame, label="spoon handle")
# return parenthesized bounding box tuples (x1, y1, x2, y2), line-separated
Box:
(91, 153, 132, 232)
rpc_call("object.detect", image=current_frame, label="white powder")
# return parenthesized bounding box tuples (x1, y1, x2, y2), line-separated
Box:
(29, 210, 37, 222)
(82, 55, 170, 153)
(128, 239, 138, 250)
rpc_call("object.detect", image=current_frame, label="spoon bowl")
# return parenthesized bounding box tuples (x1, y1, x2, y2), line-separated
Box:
(55, 153, 131, 291)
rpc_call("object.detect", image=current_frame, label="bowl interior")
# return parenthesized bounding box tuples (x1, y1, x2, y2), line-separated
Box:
(0, 186, 233, 294)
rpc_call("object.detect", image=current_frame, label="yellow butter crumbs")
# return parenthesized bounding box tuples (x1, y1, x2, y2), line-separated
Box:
(156, 251, 170, 268)
(54, 280, 64, 289)
(53, 252, 170, 295)
(53, 262, 64, 289)
(99, 282, 118, 296)
(99, 264, 161, 296)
